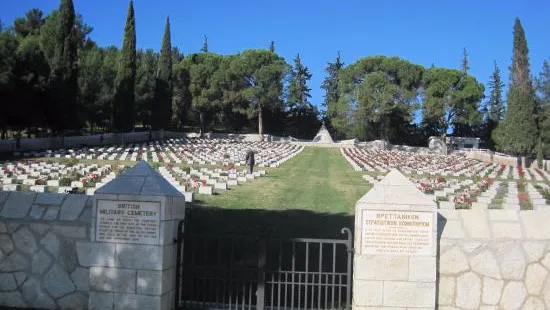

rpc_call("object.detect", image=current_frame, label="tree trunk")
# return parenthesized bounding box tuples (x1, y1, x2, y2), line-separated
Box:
(258, 106, 264, 140)
(199, 111, 205, 134)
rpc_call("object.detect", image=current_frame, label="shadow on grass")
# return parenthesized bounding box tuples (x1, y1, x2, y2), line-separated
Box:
(0, 308, 44, 310)
(186, 200, 354, 239)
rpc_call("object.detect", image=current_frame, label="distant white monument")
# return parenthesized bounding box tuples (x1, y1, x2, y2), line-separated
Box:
(312, 121, 334, 143)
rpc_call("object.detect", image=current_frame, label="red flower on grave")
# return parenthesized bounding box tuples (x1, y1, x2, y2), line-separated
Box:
(518, 192, 529, 202)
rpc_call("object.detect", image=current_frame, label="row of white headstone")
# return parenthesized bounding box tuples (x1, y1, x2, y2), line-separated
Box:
(343, 147, 550, 182)
(0, 161, 116, 194)
(158, 165, 266, 199)
(364, 171, 550, 210)
(42, 139, 304, 167)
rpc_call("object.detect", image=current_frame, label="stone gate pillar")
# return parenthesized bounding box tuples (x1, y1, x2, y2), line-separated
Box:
(353, 169, 438, 309)
(88, 161, 185, 310)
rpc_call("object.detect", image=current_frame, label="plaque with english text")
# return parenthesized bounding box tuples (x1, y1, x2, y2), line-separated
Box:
(361, 210, 433, 256)
(96, 200, 161, 244)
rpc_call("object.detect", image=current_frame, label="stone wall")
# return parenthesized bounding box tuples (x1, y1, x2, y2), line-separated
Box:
(292, 142, 357, 148)
(0, 191, 92, 309)
(467, 150, 550, 171)
(0, 131, 299, 153)
(437, 209, 550, 309)
(2, 185, 550, 310)
(466, 150, 519, 168)
(0, 131, 188, 153)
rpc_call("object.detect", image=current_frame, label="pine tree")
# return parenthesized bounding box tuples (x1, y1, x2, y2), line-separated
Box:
(535, 60, 550, 156)
(494, 18, 538, 155)
(152, 16, 172, 130)
(484, 61, 505, 149)
(321, 52, 344, 112)
(461, 47, 469, 74)
(537, 60, 550, 106)
(135, 49, 157, 129)
(269, 41, 275, 52)
(287, 53, 317, 138)
(112, 1, 137, 132)
(201, 35, 208, 53)
(49, 0, 79, 132)
(487, 61, 505, 122)
(288, 53, 312, 111)
(452, 47, 472, 135)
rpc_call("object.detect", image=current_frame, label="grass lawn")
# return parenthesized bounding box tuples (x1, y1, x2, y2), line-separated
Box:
(189, 147, 371, 238)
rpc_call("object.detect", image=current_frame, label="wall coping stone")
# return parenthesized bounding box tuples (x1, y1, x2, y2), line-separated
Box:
(0, 191, 91, 222)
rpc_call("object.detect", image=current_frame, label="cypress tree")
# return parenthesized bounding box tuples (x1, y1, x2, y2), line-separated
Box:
(494, 18, 538, 155)
(537, 136, 544, 168)
(113, 1, 137, 132)
(269, 41, 275, 52)
(50, 0, 79, 132)
(152, 16, 173, 130)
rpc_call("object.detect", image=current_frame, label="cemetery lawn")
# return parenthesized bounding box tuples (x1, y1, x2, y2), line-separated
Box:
(199, 147, 369, 214)
(191, 147, 370, 237)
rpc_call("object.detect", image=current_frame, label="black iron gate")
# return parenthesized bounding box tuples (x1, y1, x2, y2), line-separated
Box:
(174, 221, 353, 310)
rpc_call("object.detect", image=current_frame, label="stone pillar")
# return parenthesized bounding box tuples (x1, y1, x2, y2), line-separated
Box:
(88, 161, 185, 310)
(353, 169, 438, 309)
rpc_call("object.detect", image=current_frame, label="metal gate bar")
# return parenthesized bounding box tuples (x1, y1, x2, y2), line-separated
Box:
(175, 225, 353, 310)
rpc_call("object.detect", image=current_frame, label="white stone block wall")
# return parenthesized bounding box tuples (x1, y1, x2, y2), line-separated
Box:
(0, 191, 92, 309)
(438, 209, 550, 309)
(0, 130, 189, 153)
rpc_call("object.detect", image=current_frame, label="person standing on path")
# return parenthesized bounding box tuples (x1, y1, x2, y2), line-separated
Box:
(245, 149, 255, 174)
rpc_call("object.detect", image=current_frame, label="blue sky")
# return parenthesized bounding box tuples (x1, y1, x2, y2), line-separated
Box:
(1, 0, 549, 112)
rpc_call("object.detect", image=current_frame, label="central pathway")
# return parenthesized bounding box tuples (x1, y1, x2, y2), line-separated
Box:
(194, 147, 370, 237)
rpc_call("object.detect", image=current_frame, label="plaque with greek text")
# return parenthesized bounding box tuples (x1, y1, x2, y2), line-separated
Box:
(361, 210, 433, 256)
(96, 200, 161, 244)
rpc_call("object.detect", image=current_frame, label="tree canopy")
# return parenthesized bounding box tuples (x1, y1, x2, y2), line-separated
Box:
(1, 5, 548, 159)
